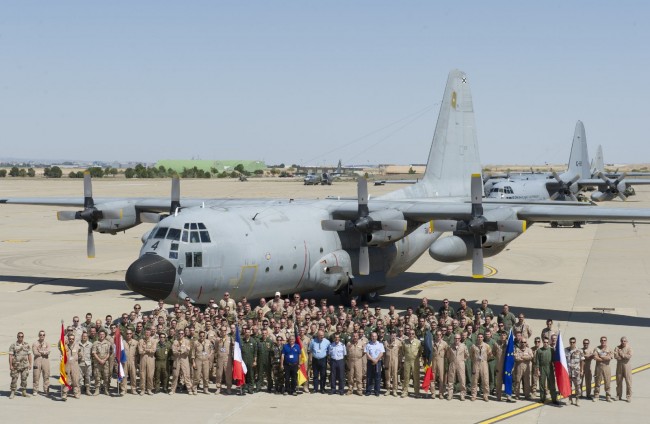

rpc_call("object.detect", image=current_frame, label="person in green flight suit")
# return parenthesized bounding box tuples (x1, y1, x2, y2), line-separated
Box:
(535, 337, 559, 405)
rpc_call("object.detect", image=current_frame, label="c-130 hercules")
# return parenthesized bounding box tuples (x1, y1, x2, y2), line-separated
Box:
(4, 70, 650, 304)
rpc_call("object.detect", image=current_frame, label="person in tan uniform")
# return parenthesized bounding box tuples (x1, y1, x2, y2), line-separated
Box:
(346, 332, 365, 395)
(446, 333, 469, 401)
(120, 329, 139, 394)
(580, 339, 594, 399)
(614, 336, 633, 402)
(32, 330, 51, 396)
(193, 331, 214, 394)
(593, 336, 613, 402)
(470, 333, 492, 402)
(431, 330, 448, 399)
(382, 332, 401, 397)
(565, 337, 584, 406)
(62, 333, 81, 400)
(92, 329, 113, 395)
(214, 326, 233, 394)
(78, 332, 94, 395)
(170, 331, 194, 395)
(493, 331, 509, 401)
(401, 330, 422, 398)
(513, 338, 533, 400)
(137, 329, 156, 395)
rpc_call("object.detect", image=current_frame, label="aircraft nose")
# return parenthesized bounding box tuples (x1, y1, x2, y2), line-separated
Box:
(125, 254, 176, 300)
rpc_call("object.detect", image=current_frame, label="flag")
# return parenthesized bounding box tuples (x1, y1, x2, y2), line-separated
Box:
(421, 364, 434, 391)
(114, 328, 127, 382)
(502, 329, 515, 396)
(58, 324, 71, 390)
(295, 327, 308, 386)
(232, 326, 247, 386)
(553, 332, 571, 398)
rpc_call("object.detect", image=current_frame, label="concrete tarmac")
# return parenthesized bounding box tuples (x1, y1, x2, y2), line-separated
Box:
(1, 178, 648, 423)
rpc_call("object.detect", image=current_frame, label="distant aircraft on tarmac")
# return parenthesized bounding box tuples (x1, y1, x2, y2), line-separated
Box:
(4, 70, 650, 304)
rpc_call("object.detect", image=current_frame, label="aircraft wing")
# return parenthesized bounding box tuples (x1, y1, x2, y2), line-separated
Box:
(0, 197, 205, 211)
(577, 178, 650, 187)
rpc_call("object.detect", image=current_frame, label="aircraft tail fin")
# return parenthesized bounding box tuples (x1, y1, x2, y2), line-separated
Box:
(566, 120, 591, 179)
(592, 144, 605, 174)
(379, 69, 481, 200)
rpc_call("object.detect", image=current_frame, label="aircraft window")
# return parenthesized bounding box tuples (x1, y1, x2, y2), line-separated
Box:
(490, 188, 499, 193)
(181, 230, 188, 243)
(194, 252, 202, 267)
(185, 252, 193, 267)
(166, 228, 181, 241)
(505, 186, 513, 194)
(190, 231, 200, 243)
(169, 252, 178, 260)
(198, 223, 206, 229)
(190, 223, 198, 230)
(170, 243, 178, 251)
(184, 223, 190, 229)
(153, 227, 169, 239)
(199, 231, 211, 243)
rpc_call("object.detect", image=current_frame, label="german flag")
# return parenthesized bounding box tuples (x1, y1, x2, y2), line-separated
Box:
(58, 323, 71, 390)
(295, 328, 308, 386)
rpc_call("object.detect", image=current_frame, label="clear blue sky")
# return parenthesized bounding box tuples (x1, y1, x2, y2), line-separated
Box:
(1, 1, 648, 166)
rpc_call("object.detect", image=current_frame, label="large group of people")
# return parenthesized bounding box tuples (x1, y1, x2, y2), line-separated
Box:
(8, 293, 633, 406)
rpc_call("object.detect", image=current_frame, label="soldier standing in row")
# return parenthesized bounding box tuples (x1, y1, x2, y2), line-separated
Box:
(214, 326, 233, 395)
(256, 328, 274, 392)
(154, 333, 171, 393)
(270, 336, 284, 393)
(581, 338, 594, 400)
(78, 332, 94, 395)
(447, 333, 469, 401)
(170, 331, 193, 395)
(193, 331, 213, 394)
(513, 338, 533, 400)
(138, 329, 156, 395)
(32, 330, 50, 396)
(383, 332, 401, 397)
(614, 337, 632, 402)
(565, 337, 584, 406)
(401, 330, 421, 398)
(121, 329, 138, 394)
(536, 337, 559, 405)
(593, 336, 613, 402)
(346, 332, 365, 396)
(470, 333, 491, 402)
(431, 330, 448, 399)
(61, 333, 81, 400)
(92, 329, 112, 396)
(240, 327, 257, 394)
(8, 332, 32, 399)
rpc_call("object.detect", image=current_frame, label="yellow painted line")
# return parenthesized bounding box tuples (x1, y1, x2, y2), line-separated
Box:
(2, 239, 29, 243)
(478, 362, 650, 424)
(484, 265, 498, 278)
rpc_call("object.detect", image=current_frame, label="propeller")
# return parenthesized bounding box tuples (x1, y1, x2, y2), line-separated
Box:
(549, 171, 580, 201)
(597, 172, 627, 201)
(321, 178, 406, 275)
(56, 172, 121, 258)
(430, 174, 527, 278)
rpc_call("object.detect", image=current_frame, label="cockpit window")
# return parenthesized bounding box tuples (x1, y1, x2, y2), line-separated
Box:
(190, 231, 201, 243)
(504, 186, 514, 194)
(190, 223, 198, 230)
(184, 223, 190, 229)
(179, 223, 211, 243)
(153, 227, 169, 239)
(198, 223, 206, 229)
(199, 231, 211, 243)
(181, 230, 188, 243)
(166, 228, 181, 241)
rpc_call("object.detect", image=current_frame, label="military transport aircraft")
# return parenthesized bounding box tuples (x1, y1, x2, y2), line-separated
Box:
(4, 70, 650, 305)
(487, 121, 650, 202)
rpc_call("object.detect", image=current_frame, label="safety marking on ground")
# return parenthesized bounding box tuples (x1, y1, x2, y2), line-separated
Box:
(477, 362, 650, 424)
(484, 265, 498, 278)
(2, 239, 29, 243)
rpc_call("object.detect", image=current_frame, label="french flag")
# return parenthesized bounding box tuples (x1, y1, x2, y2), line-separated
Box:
(232, 326, 247, 386)
(114, 328, 127, 382)
(552, 332, 571, 398)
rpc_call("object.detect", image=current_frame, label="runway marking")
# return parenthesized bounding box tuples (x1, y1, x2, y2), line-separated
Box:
(2, 239, 29, 243)
(477, 362, 650, 424)
(484, 265, 498, 277)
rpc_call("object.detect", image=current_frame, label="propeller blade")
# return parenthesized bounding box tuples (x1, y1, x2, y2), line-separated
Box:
(569, 174, 580, 185)
(140, 212, 162, 224)
(497, 220, 527, 233)
(321, 220, 347, 231)
(550, 191, 561, 200)
(100, 209, 123, 220)
(359, 244, 370, 276)
(429, 220, 458, 232)
(87, 223, 95, 259)
(470, 173, 483, 217)
(569, 193, 578, 202)
(357, 177, 369, 217)
(551, 170, 562, 182)
(57, 211, 78, 221)
(597, 171, 610, 184)
(170, 176, 181, 215)
(614, 172, 627, 185)
(472, 235, 484, 278)
(83, 172, 93, 208)
(380, 220, 407, 232)
(617, 192, 627, 201)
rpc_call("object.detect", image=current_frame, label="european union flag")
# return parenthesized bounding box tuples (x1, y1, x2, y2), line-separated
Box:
(503, 329, 515, 396)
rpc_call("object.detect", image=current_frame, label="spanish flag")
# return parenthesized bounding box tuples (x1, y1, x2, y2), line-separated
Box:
(295, 328, 308, 386)
(59, 324, 71, 390)
(421, 364, 434, 392)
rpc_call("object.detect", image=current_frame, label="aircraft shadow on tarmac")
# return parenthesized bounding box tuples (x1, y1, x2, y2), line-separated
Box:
(0, 275, 143, 298)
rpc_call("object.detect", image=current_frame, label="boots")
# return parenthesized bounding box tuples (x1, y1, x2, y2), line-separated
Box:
(21, 389, 30, 397)
(9, 391, 15, 399)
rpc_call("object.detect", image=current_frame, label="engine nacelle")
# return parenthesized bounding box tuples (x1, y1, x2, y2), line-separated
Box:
(94, 204, 138, 234)
(429, 231, 519, 263)
(591, 191, 614, 202)
(366, 209, 407, 245)
(307, 250, 352, 291)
